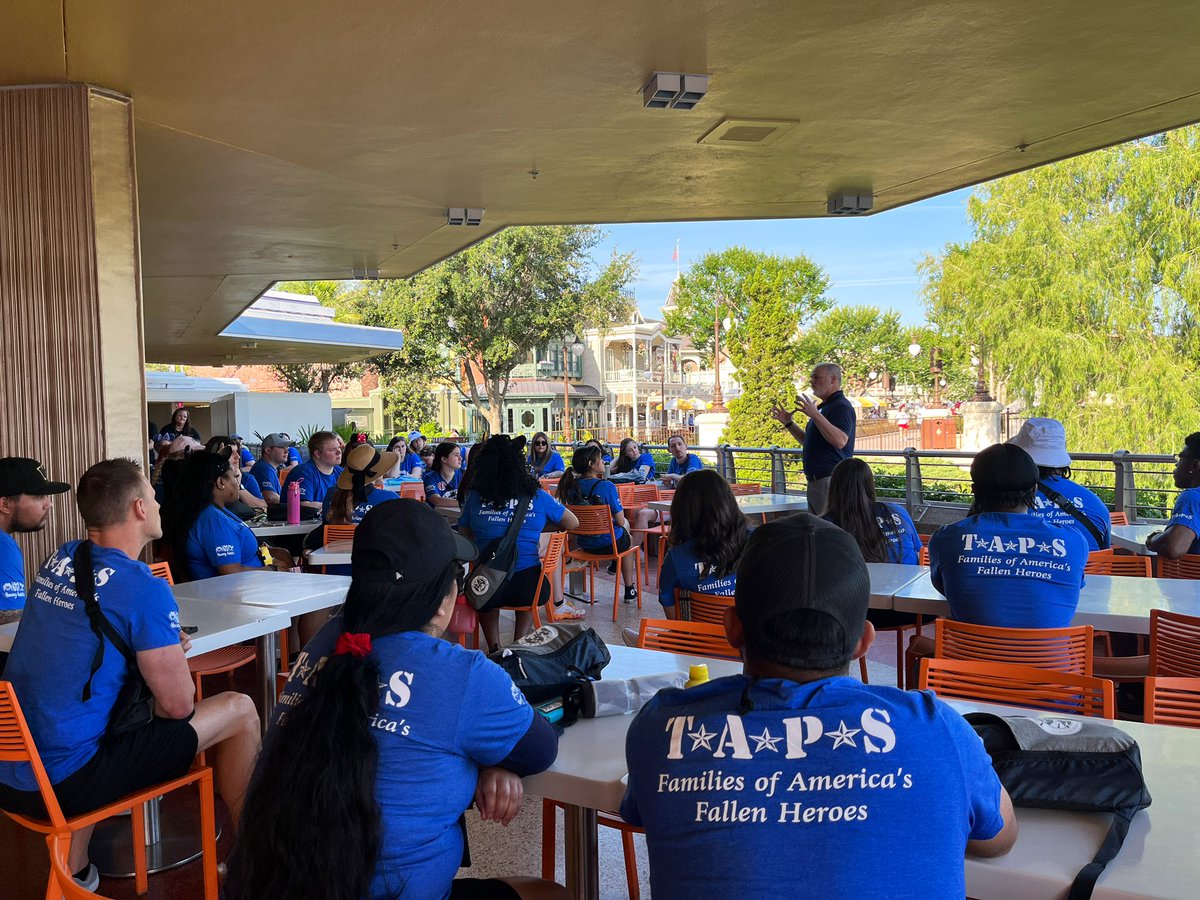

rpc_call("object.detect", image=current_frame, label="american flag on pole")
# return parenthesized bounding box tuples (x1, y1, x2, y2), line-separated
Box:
(671, 243, 679, 261)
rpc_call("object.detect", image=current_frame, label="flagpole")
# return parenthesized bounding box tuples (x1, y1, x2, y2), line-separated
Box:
(674, 240, 680, 279)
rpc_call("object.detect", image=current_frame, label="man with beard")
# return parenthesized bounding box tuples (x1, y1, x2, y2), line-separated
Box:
(0, 457, 70, 625)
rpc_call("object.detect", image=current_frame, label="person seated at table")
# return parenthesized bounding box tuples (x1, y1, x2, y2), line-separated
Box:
(613, 437, 656, 481)
(584, 438, 613, 471)
(0, 459, 260, 891)
(225, 500, 562, 900)
(206, 436, 267, 513)
(231, 434, 256, 474)
(424, 441, 464, 509)
(282, 434, 303, 472)
(323, 443, 400, 526)
(0, 457, 70, 628)
(167, 449, 266, 580)
(527, 431, 565, 478)
(1147, 431, 1200, 559)
(659, 434, 704, 487)
(1008, 417, 1111, 551)
(460, 435, 580, 650)
(250, 432, 292, 504)
(558, 445, 640, 603)
(282, 430, 344, 510)
(621, 513, 1016, 900)
(623, 470, 747, 645)
(420, 444, 436, 472)
(385, 435, 423, 478)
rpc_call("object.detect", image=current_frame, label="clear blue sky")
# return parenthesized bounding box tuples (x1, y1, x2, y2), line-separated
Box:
(591, 187, 975, 327)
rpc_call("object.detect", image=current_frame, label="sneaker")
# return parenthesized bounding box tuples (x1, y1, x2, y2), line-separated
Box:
(623, 585, 638, 603)
(621, 626, 640, 647)
(553, 600, 586, 621)
(73, 863, 100, 893)
(607, 561, 618, 575)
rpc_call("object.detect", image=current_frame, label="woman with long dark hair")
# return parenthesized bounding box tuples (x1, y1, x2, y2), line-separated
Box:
(225, 501, 560, 900)
(165, 449, 265, 581)
(527, 431, 565, 478)
(424, 441, 464, 509)
(824, 457, 920, 565)
(612, 437, 655, 479)
(155, 406, 201, 448)
(557, 445, 640, 602)
(325, 444, 400, 526)
(384, 435, 423, 478)
(459, 435, 580, 650)
(656, 469, 748, 619)
(205, 435, 267, 512)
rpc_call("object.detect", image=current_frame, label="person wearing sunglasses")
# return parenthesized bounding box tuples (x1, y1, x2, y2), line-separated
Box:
(526, 432, 565, 478)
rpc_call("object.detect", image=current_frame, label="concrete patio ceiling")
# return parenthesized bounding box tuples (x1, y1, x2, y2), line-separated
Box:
(4, 1, 1199, 364)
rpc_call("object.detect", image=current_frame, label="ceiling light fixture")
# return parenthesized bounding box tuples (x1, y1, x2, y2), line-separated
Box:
(826, 192, 874, 215)
(642, 72, 708, 110)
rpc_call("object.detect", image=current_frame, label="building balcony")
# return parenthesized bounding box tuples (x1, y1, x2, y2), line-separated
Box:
(605, 367, 683, 385)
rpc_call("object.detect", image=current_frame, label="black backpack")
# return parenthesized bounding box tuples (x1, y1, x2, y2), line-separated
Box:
(967, 713, 1151, 899)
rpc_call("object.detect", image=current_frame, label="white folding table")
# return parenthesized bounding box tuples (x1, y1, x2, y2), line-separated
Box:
(306, 540, 353, 567)
(1110, 523, 1159, 556)
(865, 562, 926, 609)
(249, 520, 320, 538)
(647, 492, 809, 516)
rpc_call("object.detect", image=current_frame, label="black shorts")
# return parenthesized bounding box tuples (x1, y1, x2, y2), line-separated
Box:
(0, 714, 198, 819)
(478, 565, 552, 612)
(579, 532, 631, 555)
(450, 879, 521, 900)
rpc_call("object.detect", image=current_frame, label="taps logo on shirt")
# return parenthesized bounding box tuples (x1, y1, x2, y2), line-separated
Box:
(663, 708, 898, 760)
(2, 580, 22, 601)
(384, 670, 415, 708)
(959, 533, 1068, 557)
(214, 543, 236, 555)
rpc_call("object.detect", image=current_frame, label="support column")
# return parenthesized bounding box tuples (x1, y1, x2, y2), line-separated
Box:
(0, 84, 147, 574)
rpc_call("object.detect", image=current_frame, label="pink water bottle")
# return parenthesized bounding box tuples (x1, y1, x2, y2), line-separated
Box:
(287, 481, 301, 525)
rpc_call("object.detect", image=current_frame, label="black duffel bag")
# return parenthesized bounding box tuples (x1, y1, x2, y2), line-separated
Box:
(488, 623, 610, 705)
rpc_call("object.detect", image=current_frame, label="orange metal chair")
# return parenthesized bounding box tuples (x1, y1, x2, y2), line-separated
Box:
(1110, 512, 1129, 526)
(933, 620, 1095, 675)
(523, 532, 570, 629)
(918, 545, 930, 566)
(46, 833, 116, 900)
(1157, 554, 1200, 580)
(1085, 550, 1152, 577)
(1144, 677, 1200, 727)
(728, 483, 762, 496)
(150, 562, 258, 702)
(0, 683, 218, 899)
(637, 618, 739, 660)
(541, 799, 641, 899)
(861, 619, 925, 690)
(1149, 609, 1200, 676)
(323, 524, 357, 544)
(625, 485, 668, 584)
(566, 505, 643, 621)
(684, 589, 735, 625)
(918, 658, 1114, 719)
(399, 482, 426, 501)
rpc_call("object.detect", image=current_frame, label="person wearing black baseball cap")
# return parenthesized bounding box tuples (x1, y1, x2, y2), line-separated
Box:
(228, 500, 561, 900)
(0, 457, 69, 623)
(620, 514, 1016, 899)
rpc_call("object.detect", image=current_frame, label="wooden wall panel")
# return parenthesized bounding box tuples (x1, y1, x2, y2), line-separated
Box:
(0, 84, 107, 577)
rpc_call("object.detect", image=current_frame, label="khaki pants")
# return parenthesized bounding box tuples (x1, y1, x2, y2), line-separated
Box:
(806, 476, 831, 516)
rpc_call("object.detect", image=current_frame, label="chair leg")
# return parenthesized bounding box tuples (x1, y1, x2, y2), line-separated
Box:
(636, 550, 643, 611)
(612, 559, 622, 622)
(199, 771, 218, 900)
(541, 799, 557, 880)
(621, 829, 640, 900)
(858, 655, 869, 683)
(894, 629, 906, 690)
(132, 801, 149, 895)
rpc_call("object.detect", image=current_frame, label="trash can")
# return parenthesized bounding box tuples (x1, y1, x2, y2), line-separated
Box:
(921, 417, 957, 450)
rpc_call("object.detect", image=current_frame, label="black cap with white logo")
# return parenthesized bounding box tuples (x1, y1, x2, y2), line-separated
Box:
(0, 458, 70, 498)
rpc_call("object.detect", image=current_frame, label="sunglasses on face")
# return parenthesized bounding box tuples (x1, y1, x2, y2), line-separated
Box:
(533, 440, 548, 446)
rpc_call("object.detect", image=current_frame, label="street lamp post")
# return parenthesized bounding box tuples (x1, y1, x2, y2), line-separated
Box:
(711, 294, 732, 413)
(559, 334, 586, 441)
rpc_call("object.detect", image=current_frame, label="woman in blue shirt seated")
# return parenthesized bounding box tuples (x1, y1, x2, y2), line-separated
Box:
(557, 445, 640, 603)
(324, 444, 401, 526)
(205, 436, 266, 515)
(527, 432, 565, 478)
(613, 437, 656, 481)
(424, 442, 464, 508)
(226, 501, 561, 900)
(584, 438, 613, 472)
(167, 449, 266, 580)
(459, 435, 579, 651)
(384, 435, 423, 478)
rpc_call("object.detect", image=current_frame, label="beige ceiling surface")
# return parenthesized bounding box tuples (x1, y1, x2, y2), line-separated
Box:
(3, 1, 1199, 364)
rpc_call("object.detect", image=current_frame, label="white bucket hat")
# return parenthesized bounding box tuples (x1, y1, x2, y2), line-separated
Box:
(1008, 417, 1071, 468)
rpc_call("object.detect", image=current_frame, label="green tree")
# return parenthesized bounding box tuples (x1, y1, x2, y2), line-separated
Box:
(921, 126, 1200, 451)
(348, 226, 635, 435)
(382, 371, 438, 433)
(665, 247, 831, 365)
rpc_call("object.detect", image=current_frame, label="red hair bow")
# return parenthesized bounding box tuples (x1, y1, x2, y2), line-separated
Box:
(334, 632, 373, 658)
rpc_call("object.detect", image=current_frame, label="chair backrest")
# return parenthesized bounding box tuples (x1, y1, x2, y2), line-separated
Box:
(918, 545, 930, 566)
(684, 589, 736, 625)
(919, 658, 1114, 718)
(399, 483, 426, 501)
(541, 531, 567, 576)
(0, 682, 67, 827)
(324, 524, 357, 545)
(148, 561, 175, 585)
(1109, 511, 1129, 526)
(728, 483, 761, 496)
(918, 532, 933, 547)
(1145, 676, 1200, 727)
(934, 619, 1094, 675)
(1084, 552, 1151, 577)
(1157, 554, 1200, 580)
(47, 833, 114, 899)
(1150, 608, 1200, 676)
(627, 484, 661, 505)
(567, 505, 621, 555)
(637, 618, 739, 660)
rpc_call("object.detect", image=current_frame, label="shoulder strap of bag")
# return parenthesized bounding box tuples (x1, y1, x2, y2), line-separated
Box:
(1038, 481, 1105, 547)
(489, 494, 532, 564)
(1067, 807, 1135, 900)
(74, 541, 138, 702)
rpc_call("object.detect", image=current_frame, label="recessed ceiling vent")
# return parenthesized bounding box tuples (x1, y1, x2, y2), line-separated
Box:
(826, 193, 874, 215)
(698, 119, 798, 149)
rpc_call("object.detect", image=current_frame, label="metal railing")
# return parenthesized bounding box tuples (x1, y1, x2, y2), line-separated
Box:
(553, 441, 1177, 524)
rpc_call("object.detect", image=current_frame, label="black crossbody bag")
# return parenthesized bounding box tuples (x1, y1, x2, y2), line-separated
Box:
(1038, 481, 1106, 548)
(464, 495, 532, 610)
(75, 541, 156, 735)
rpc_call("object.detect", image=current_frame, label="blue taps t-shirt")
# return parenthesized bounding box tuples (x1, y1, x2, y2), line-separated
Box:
(621, 675, 1005, 900)
(321, 486, 398, 524)
(239, 447, 255, 468)
(0, 530, 25, 611)
(283, 460, 343, 505)
(461, 489, 567, 572)
(667, 453, 704, 477)
(628, 451, 657, 479)
(528, 450, 566, 477)
(568, 477, 627, 551)
(1166, 486, 1200, 554)
(287, 447, 303, 466)
(0, 541, 181, 789)
(186, 505, 264, 579)
(241, 471, 264, 501)
(876, 502, 921, 565)
(424, 468, 463, 502)
(928, 511, 1088, 628)
(401, 452, 424, 476)
(1030, 476, 1112, 551)
(276, 620, 534, 900)
(250, 459, 282, 497)
(658, 538, 736, 609)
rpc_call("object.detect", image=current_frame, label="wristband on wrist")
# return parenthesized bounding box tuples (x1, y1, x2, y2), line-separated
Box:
(780, 418, 794, 429)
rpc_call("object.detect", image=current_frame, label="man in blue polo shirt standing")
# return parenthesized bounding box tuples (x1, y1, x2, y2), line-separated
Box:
(660, 434, 705, 487)
(772, 363, 856, 515)
(0, 457, 70, 627)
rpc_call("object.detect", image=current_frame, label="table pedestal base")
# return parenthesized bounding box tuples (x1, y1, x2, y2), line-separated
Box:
(90, 792, 221, 877)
